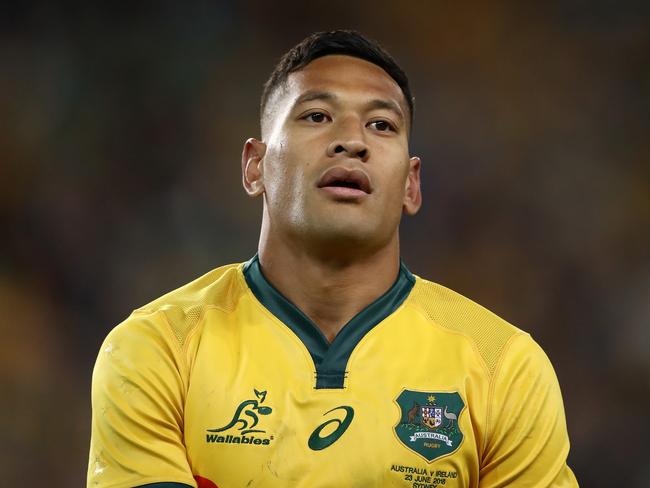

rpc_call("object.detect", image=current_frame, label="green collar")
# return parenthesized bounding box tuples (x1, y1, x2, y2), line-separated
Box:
(243, 255, 415, 389)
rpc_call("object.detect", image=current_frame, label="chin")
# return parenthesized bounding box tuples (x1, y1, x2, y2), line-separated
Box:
(307, 219, 382, 249)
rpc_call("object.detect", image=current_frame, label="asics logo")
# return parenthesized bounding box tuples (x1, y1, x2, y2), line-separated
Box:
(308, 405, 354, 451)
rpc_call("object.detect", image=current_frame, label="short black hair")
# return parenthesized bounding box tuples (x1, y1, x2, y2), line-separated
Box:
(260, 30, 414, 131)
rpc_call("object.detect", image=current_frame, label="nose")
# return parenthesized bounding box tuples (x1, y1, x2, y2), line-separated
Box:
(326, 134, 369, 162)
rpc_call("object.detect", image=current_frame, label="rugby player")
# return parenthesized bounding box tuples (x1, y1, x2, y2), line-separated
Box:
(88, 30, 578, 487)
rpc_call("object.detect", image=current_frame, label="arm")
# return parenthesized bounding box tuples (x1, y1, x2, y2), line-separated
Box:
(136, 484, 194, 488)
(479, 334, 578, 487)
(87, 310, 196, 488)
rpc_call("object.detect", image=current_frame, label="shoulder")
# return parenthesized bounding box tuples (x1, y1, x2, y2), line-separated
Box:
(138, 262, 245, 311)
(406, 275, 528, 376)
(114, 262, 247, 348)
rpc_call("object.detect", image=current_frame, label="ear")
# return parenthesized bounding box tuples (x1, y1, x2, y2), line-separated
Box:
(403, 156, 422, 216)
(242, 138, 267, 197)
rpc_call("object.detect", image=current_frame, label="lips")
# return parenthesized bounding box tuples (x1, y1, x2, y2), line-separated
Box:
(317, 167, 372, 194)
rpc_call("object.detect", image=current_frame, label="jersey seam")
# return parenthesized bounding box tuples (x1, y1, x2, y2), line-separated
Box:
(149, 309, 191, 398)
(134, 301, 236, 315)
(130, 263, 245, 319)
(181, 307, 207, 363)
(483, 331, 527, 458)
(405, 297, 493, 380)
(176, 301, 248, 373)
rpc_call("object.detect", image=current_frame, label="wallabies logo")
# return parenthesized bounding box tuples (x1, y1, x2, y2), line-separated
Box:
(206, 389, 274, 445)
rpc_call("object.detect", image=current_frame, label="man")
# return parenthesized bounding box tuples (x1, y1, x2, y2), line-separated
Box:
(88, 30, 578, 487)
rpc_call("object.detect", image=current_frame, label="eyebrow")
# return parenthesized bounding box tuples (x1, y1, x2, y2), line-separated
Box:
(292, 90, 336, 108)
(292, 90, 405, 124)
(364, 98, 405, 123)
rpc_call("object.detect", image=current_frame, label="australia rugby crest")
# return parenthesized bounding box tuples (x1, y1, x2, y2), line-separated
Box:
(394, 390, 465, 462)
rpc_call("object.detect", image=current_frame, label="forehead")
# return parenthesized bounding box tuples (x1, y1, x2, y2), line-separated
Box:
(284, 55, 408, 114)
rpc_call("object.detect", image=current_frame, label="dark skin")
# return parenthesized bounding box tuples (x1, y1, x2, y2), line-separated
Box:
(242, 55, 422, 342)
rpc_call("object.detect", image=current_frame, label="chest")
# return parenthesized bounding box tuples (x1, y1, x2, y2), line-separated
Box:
(182, 312, 487, 487)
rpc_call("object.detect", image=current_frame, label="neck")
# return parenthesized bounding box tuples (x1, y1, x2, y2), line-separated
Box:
(257, 232, 401, 343)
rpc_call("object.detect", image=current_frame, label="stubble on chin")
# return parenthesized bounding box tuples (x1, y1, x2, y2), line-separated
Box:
(296, 206, 388, 252)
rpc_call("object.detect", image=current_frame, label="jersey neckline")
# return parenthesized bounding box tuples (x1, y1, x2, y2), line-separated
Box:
(242, 254, 415, 389)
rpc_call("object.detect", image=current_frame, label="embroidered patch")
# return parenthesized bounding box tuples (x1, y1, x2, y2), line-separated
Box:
(394, 390, 465, 462)
(206, 389, 274, 446)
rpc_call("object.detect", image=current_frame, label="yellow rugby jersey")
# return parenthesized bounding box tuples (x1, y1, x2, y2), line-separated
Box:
(88, 257, 578, 488)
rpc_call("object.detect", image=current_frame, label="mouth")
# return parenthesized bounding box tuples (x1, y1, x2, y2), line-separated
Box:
(317, 167, 372, 198)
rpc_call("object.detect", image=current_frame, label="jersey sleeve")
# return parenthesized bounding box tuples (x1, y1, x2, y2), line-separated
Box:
(87, 310, 197, 488)
(479, 333, 578, 487)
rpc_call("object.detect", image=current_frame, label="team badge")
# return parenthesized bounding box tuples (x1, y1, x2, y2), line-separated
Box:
(205, 389, 274, 446)
(394, 390, 465, 462)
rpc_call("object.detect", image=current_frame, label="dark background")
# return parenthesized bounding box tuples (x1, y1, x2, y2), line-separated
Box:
(2, 1, 648, 486)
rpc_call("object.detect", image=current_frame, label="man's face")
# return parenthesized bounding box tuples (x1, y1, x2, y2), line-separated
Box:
(246, 55, 421, 252)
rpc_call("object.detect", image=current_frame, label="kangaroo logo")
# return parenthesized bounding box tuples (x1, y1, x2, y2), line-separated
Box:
(208, 389, 273, 435)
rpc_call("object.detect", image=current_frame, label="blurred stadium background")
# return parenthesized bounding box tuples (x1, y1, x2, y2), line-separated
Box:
(1, 1, 648, 486)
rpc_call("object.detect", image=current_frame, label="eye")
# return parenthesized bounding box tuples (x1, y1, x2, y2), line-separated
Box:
(368, 120, 395, 132)
(304, 112, 330, 123)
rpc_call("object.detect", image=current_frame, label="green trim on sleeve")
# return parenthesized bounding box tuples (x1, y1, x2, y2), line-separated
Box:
(136, 483, 194, 488)
(243, 254, 415, 389)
